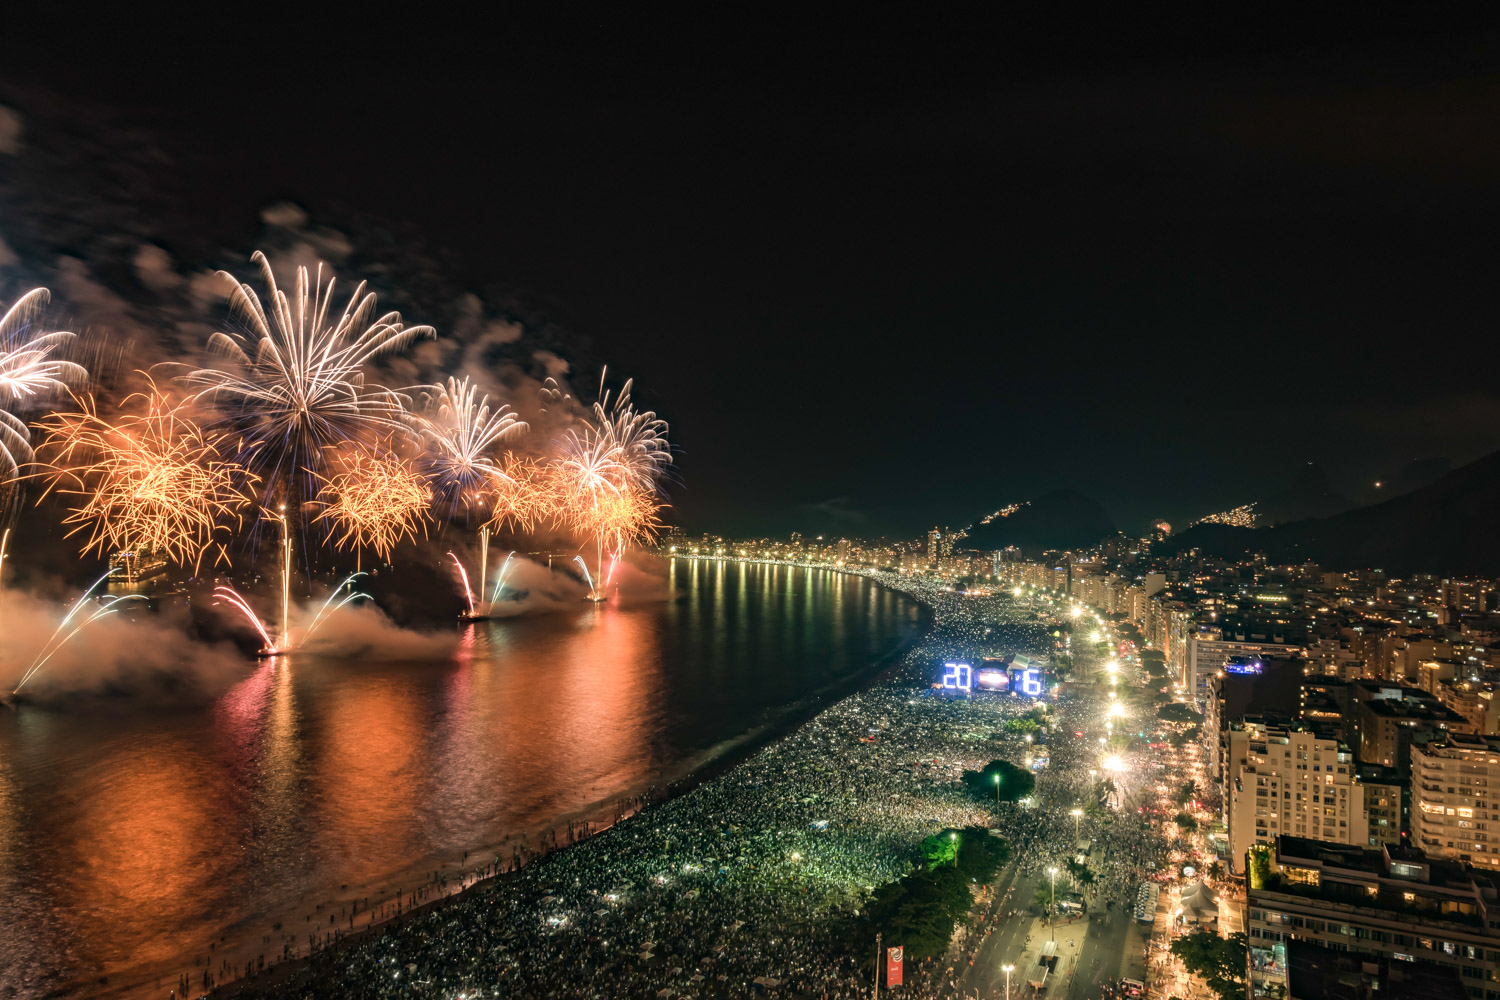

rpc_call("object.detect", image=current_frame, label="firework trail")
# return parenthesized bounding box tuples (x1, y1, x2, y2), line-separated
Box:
(413, 376, 527, 514)
(212, 584, 275, 649)
(32, 377, 257, 576)
(0, 288, 87, 484)
(489, 551, 517, 604)
(11, 572, 146, 693)
(572, 555, 595, 594)
(448, 551, 475, 616)
(182, 252, 434, 512)
(312, 445, 433, 564)
(214, 573, 370, 653)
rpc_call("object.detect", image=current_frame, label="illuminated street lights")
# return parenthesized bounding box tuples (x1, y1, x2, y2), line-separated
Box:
(993, 772, 1002, 813)
(1071, 807, 1082, 840)
(1002, 963, 1015, 1000)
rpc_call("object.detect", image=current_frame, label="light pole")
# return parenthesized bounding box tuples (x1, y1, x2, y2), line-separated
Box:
(951, 830, 959, 867)
(994, 772, 1001, 813)
(1002, 963, 1014, 1000)
(1071, 807, 1082, 841)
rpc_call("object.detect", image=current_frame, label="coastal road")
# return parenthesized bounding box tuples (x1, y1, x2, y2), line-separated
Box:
(960, 870, 1039, 997)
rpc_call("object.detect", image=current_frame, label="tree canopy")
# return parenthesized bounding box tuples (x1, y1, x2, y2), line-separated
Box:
(1170, 930, 1247, 1000)
(960, 759, 1035, 803)
(1158, 703, 1204, 724)
(870, 828, 1011, 958)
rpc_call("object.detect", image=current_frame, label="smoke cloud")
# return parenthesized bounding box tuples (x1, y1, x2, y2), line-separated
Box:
(1, 589, 244, 701)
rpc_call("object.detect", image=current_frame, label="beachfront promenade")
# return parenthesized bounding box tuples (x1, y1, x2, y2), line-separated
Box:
(211, 575, 1173, 1000)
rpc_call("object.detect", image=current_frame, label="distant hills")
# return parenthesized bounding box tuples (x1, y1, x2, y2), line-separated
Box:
(1255, 463, 1354, 526)
(1165, 450, 1500, 575)
(964, 489, 1116, 554)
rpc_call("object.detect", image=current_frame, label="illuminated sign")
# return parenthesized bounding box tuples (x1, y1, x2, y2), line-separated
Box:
(942, 663, 972, 691)
(1021, 668, 1043, 696)
(975, 668, 1008, 690)
(1224, 661, 1263, 675)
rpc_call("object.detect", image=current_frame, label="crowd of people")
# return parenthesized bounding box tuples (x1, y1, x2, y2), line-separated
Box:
(215, 576, 1190, 1000)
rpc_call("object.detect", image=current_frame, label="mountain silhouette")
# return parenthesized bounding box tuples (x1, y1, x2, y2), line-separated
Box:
(1166, 450, 1500, 575)
(1255, 463, 1354, 526)
(964, 490, 1116, 554)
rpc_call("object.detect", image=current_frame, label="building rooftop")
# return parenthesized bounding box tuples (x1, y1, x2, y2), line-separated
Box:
(1361, 698, 1468, 726)
(1287, 940, 1467, 1000)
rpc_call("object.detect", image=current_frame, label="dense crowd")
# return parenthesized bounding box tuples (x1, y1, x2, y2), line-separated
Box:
(219, 578, 1174, 1000)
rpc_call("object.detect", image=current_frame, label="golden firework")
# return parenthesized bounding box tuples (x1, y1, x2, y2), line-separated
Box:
(484, 454, 565, 536)
(313, 446, 432, 562)
(33, 378, 255, 574)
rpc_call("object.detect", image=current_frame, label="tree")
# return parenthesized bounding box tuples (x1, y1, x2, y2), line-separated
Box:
(1158, 703, 1203, 724)
(1173, 811, 1199, 832)
(867, 868, 964, 956)
(919, 833, 958, 868)
(1246, 845, 1272, 890)
(960, 760, 1035, 803)
(1175, 780, 1200, 807)
(1066, 857, 1097, 886)
(1170, 930, 1247, 1000)
(1005, 717, 1040, 735)
(918, 826, 1010, 882)
(1145, 660, 1170, 681)
(957, 826, 1011, 883)
(867, 868, 963, 958)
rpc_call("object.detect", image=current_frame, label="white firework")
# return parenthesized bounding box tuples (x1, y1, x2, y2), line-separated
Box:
(413, 375, 527, 510)
(0, 288, 87, 480)
(182, 251, 434, 498)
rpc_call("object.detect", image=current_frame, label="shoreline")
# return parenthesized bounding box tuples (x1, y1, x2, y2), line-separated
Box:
(187, 580, 938, 999)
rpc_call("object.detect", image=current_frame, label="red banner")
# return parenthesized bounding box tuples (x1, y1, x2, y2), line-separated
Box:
(886, 945, 903, 986)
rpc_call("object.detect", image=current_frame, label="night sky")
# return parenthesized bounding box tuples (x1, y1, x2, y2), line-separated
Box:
(5, 13, 1500, 537)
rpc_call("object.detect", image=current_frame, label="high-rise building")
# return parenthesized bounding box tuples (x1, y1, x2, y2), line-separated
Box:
(938, 527, 953, 559)
(836, 538, 849, 564)
(1225, 720, 1367, 872)
(1359, 766, 1407, 848)
(1413, 734, 1500, 870)
(1187, 636, 1303, 706)
(1354, 686, 1472, 769)
(1443, 579, 1496, 615)
(927, 528, 939, 563)
(1246, 836, 1500, 1000)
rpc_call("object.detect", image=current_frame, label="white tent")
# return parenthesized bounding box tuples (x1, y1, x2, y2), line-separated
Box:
(1178, 880, 1218, 924)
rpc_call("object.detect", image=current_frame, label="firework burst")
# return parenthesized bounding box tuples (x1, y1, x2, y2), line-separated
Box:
(32, 378, 257, 575)
(553, 373, 672, 598)
(312, 445, 432, 563)
(413, 376, 526, 513)
(182, 252, 434, 507)
(485, 454, 564, 536)
(0, 288, 87, 482)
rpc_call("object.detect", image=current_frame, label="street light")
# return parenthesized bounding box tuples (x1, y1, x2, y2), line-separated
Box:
(1002, 963, 1015, 1000)
(951, 830, 959, 867)
(1071, 807, 1082, 840)
(993, 772, 1002, 812)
